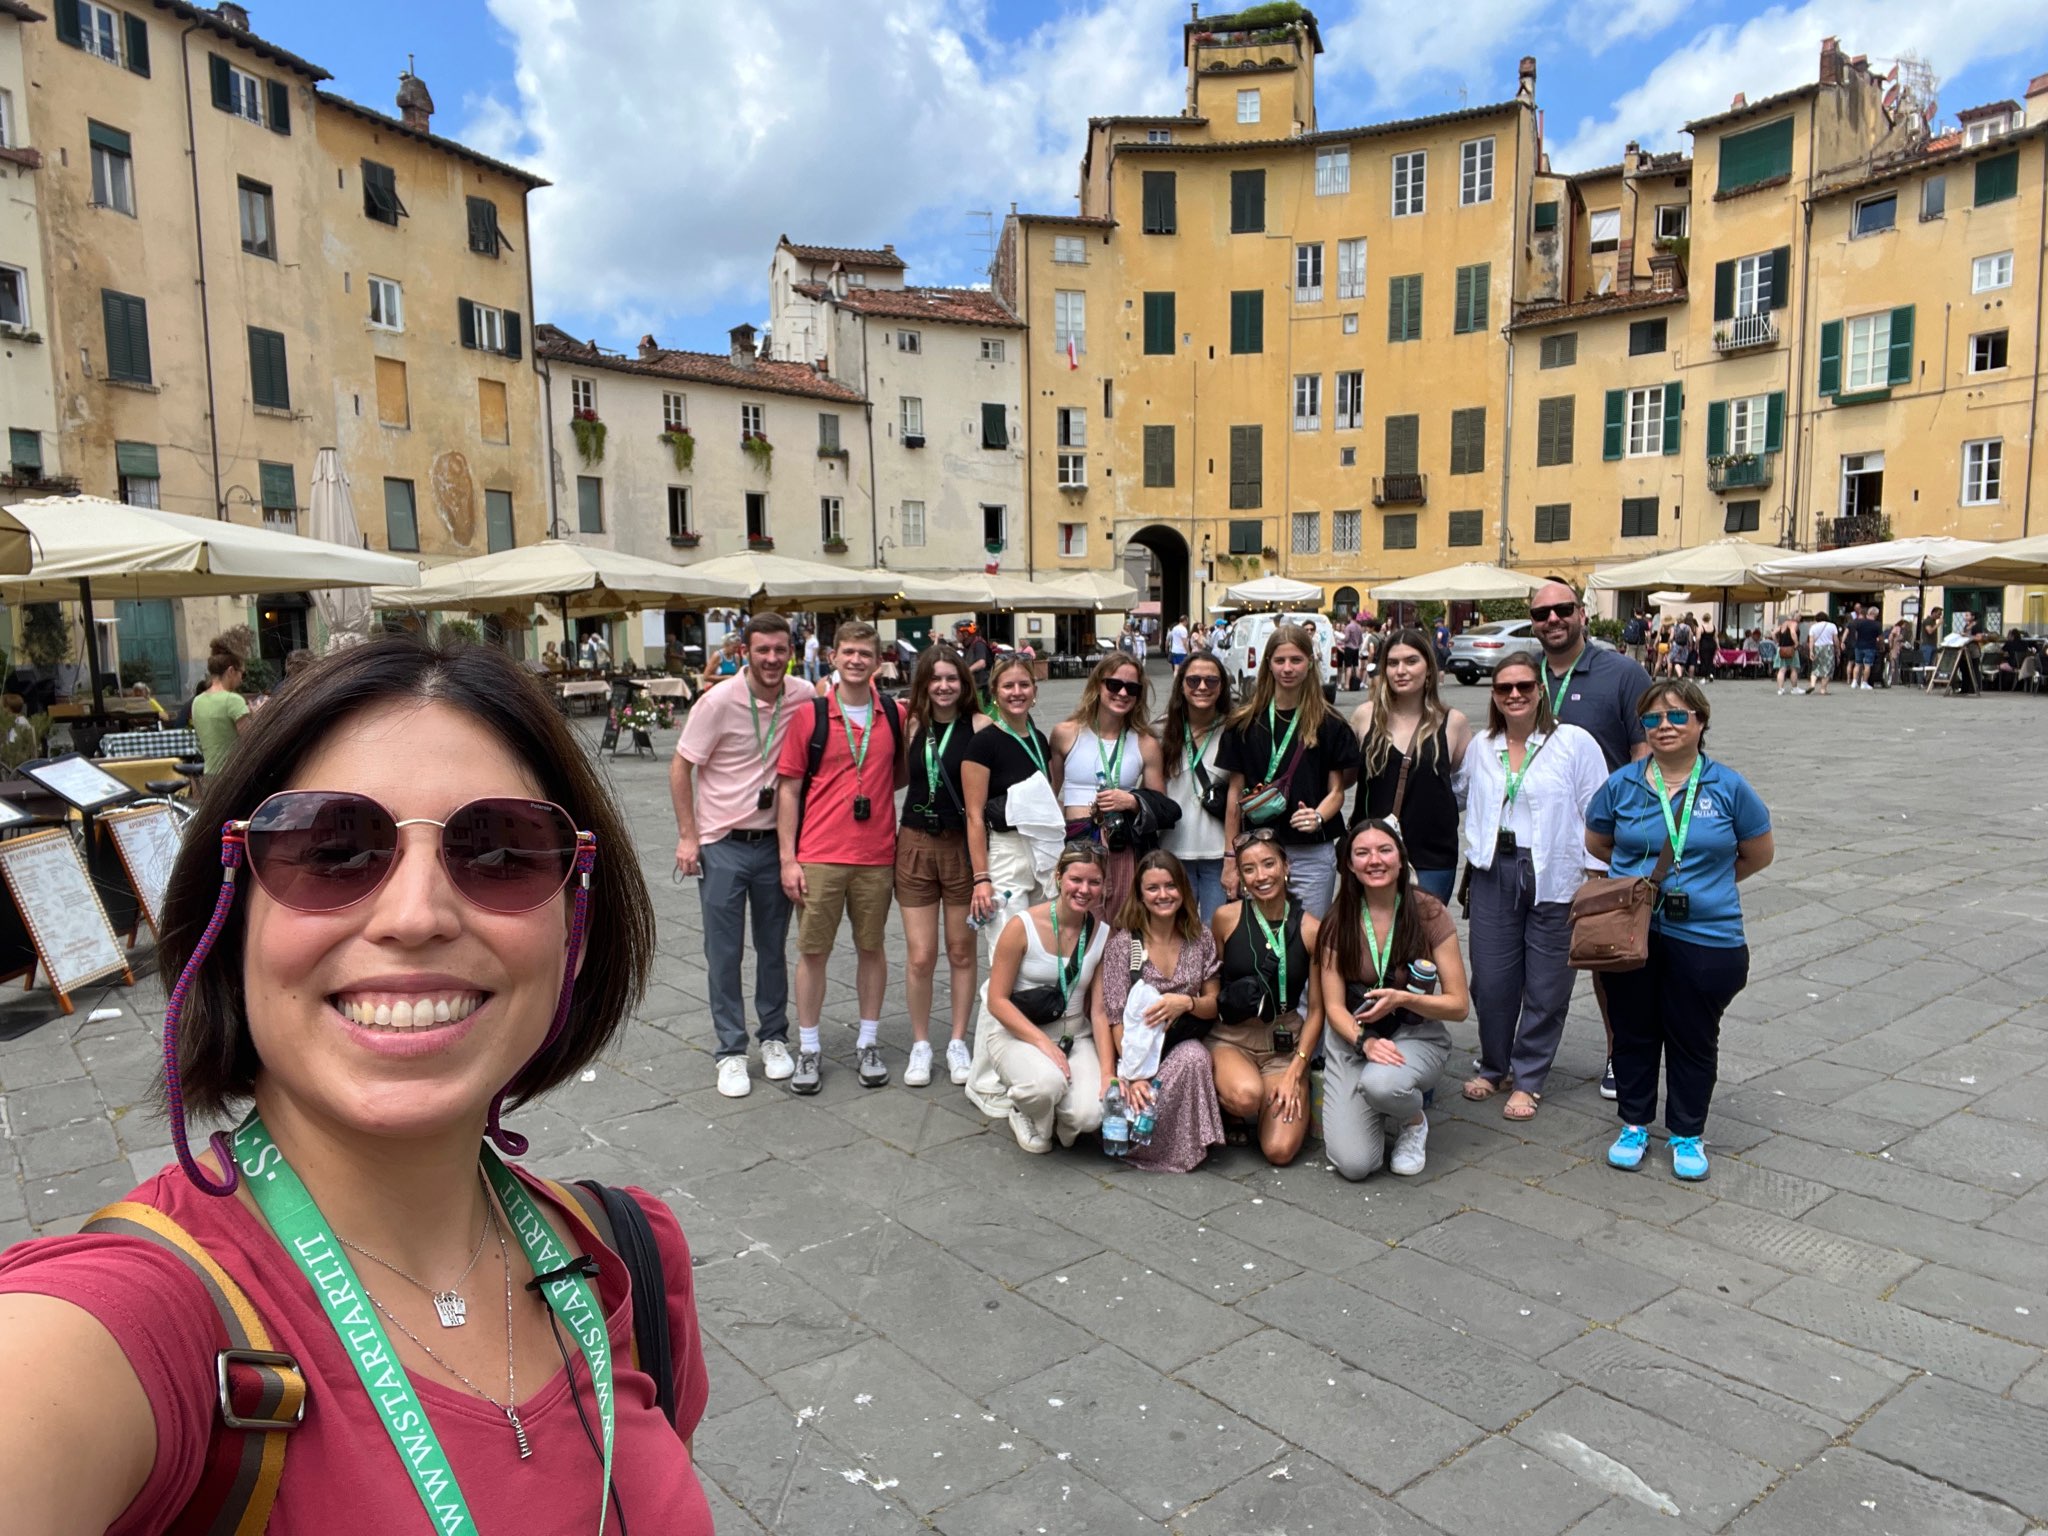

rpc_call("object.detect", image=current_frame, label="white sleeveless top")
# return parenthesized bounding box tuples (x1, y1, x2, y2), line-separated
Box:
(1006, 907, 1111, 1020)
(1061, 727, 1142, 810)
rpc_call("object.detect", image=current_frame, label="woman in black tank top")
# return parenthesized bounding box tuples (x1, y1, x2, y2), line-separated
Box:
(1345, 629, 1470, 902)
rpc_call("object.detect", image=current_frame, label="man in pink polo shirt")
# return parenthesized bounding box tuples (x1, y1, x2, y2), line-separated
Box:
(673, 614, 816, 1098)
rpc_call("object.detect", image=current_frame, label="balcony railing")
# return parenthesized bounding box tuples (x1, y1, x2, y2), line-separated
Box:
(1372, 472, 1427, 506)
(1822, 513, 1887, 548)
(1707, 453, 1774, 492)
(261, 510, 299, 536)
(1712, 311, 1778, 352)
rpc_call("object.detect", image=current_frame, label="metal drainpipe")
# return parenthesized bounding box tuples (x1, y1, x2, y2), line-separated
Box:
(523, 190, 554, 544)
(177, 24, 224, 518)
(1787, 94, 1818, 547)
(538, 356, 560, 537)
(859, 315, 880, 567)
(1498, 104, 1527, 566)
(1019, 233, 1035, 581)
(2021, 138, 2047, 538)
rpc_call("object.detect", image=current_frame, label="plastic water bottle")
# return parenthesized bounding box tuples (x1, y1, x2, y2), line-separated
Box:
(1131, 1084, 1157, 1147)
(967, 890, 1015, 932)
(1101, 1081, 1131, 1157)
(1406, 960, 1439, 996)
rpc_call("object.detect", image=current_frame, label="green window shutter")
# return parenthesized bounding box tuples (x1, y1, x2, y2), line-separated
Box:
(267, 79, 290, 135)
(1532, 200, 1558, 232)
(1231, 170, 1265, 232)
(1974, 152, 2019, 206)
(259, 462, 296, 511)
(1143, 424, 1174, 487)
(210, 54, 232, 111)
(9, 428, 42, 471)
(1457, 264, 1487, 333)
(1765, 391, 1785, 453)
(1229, 425, 1262, 508)
(502, 311, 522, 361)
(1387, 277, 1405, 341)
(1602, 390, 1625, 460)
(1718, 117, 1793, 193)
(1706, 399, 1727, 457)
(114, 441, 159, 477)
(1142, 171, 1176, 234)
(1661, 381, 1682, 455)
(1453, 266, 1471, 333)
(981, 402, 1008, 448)
(102, 290, 150, 383)
(88, 121, 131, 156)
(1450, 407, 1486, 474)
(458, 298, 477, 349)
(1818, 320, 1842, 396)
(1405, 274, 1422, 341)
(1143, 292, 1175, 355)
(1231, 291, 1262, 354)
(123, 14, 150, 76)
(54, 0, 81, 47)
(1385, 414, 1418, 476)
(1886, 305, 1914, 387)
(1769, 246, 1791, 310)
(1712, 261, 1734, 322)
(249, 327, 289, 409)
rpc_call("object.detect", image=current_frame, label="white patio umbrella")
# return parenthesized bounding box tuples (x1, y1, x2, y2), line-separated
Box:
(1223, 574, 1323, 607)
(2, 495, 420, 712)
(1755, 536, 2007, 627)
(304, 449, 373, 648)
(1044, 571, 1143, 612)
(1588, 537, 1796, 605)
(673, 550, 905, 608)
(1370, 563, 1545, 602)
(1898, 533, 2048, 585)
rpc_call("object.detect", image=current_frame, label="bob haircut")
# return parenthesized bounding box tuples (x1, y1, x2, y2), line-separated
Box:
(1635, 676, 1710, 730)
(1483, 652, 1557, 738)
(157, 635, 655, 1121)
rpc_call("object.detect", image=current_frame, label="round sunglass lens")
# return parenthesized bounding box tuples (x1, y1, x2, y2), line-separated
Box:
(248, 792, 398, 912)
(442, 800, 578, 912)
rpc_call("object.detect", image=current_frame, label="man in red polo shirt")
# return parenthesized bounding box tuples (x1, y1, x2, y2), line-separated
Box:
(777, 621, 908, 1094)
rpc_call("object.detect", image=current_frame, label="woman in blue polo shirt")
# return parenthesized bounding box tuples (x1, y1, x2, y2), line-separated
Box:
(1585, 678, 1774, 1182)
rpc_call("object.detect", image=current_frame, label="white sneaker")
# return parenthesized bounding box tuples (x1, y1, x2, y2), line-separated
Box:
(905, 1041, 934, 1086)
(1791, 687, 1807, 695)
(1777, 687, 1786, 696)
(760, 1040, 795, 1081)
(947, 1039, 973, 1085)
(1009, 1109, 1053, 1154)
(1390, 1114, 1429, 1176)
(717, 1057, 752, 1098)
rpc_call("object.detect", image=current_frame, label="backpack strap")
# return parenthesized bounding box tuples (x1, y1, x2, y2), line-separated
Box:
(82, 1201, 306, 1536)
(544, 1179, 676, 1427)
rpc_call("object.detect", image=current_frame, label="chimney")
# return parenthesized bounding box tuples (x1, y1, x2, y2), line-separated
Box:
(2026, 71, 2048, 122)
(1517, 56, 1537, 106)
(1649, 251, 1680, 293)
(397, 57, 434, 132)
(637, 334, 659, 360)
(1818, 36, 1844, 88)
(728, 323, 759, 368)
(1728, 91, 1747, 112)
(216, 3, 250, 31)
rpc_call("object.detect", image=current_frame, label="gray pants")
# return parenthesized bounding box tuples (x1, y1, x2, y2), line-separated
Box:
(1321, 1030, 1451, 1180)
(699, 834, 793, 1059)
(1467, 851, 1576, 1093)
(1286, 840, 1338, 920)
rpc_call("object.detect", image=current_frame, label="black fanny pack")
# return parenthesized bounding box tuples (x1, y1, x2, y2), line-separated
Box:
(1009, 985, 1067, 1028)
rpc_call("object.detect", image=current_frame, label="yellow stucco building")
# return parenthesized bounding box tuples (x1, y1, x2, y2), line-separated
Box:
(13, 0, 545, 688)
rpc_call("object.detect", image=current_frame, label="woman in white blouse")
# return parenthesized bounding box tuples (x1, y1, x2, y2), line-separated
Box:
(1453, 652, 1609, 1121)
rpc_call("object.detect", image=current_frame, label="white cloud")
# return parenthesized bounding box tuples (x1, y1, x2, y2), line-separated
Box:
(1318, 0, 1550, 109)
(1549, 0, 2048, 173)
(1564, 0, 1689, 56)
(462, 0, 1187, 346)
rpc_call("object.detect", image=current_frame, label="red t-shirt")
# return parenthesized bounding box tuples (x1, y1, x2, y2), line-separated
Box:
(776, 691, 899, 865)
(0, 1165, 712, 1535)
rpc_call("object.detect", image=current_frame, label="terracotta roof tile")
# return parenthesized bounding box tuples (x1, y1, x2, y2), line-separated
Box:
(778, 238, 907, 270)
(0, 2, 48, 23)
(1089, 114, 1207, 128)
(1957, 100, 2022, 122)
(1509, 288, 1687, 330)
(318, 93, 548, 187)
(1684, 84, 1815, 134)
(1014, 212, 1117, 227)
(534, 326, 866, 403)
(148, 0, 328, 80)
(794, 283, 1023, 330)
(1115, 96, 1523, 157)
(1817, 119, 2048, 201)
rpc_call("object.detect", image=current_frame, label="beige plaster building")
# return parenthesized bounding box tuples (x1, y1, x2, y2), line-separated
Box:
(1, 2, 62, 502)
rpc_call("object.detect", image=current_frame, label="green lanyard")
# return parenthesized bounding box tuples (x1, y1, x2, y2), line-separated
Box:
(234, 1115, 617, 1536)
(1498, 733, 1547, 806)
(1095, 728, 1129, 789)
(1264, 704, 1301, 781)
(1249, 900, 1292, 1011)
(998, 717, 1048, 778)
(1650, 756, 1704, 871)
(1546, 661, 1575, 717)
(1050, 906, 1093, 1007)
(1361, 894, 1400, 989)
(922, 719, 957, 808)
(837, 692, 874, 788)
(747, 683, 783, 763)
(1185, 725, 1217, 777)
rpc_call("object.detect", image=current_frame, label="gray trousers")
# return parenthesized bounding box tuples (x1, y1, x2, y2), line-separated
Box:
(1286, 840, 1338, 920)
(699, 834, 793, 1059)
(1467, 850, 1576, 1093)
(1321, 1030, 1451, 1180)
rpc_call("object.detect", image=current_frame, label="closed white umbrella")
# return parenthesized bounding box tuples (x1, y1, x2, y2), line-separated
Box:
(305, 449, 372, 648)
(1223, 574, 1323, 607)
(1371, 563, 1545, 602)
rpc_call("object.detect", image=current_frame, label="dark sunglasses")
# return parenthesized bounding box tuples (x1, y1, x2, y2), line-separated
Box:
(236, 791, 592, 914)
(1101, 678, 1143, 698)
(1640, 709, 1694, 729)
(1492, 679, 1538, 696)
(1529, 602, 1579, 621)
(1181, 673, 1221, 690)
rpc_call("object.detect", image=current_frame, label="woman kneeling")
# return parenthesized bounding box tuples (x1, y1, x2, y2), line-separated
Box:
(1318, 820, 1471, 1180)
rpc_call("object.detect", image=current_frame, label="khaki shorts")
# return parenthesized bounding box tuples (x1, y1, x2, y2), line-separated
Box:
(798, 863, 894, 953)
(1208, 1017, 1299, 1078)
(894, 827, 973, 908)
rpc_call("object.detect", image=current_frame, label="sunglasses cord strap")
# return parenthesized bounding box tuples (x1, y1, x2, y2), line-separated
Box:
(487, 835, 598, 1157)
(166, 826, 248, 1197)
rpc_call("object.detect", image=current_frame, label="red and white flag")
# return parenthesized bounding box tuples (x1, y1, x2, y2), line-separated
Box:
(1066, 337, 1079, 370)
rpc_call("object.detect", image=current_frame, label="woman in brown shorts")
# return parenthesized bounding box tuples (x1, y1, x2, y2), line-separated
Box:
(1209, 829, 1324, 1165)
(896, 644, 990, 1087)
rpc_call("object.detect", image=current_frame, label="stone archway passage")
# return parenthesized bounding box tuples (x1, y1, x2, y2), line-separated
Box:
(1125, 524, 1191, 634)
(1333, 585, 1361, 618)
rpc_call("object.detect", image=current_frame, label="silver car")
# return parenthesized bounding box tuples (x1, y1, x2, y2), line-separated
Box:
(1446, 620, 1613, 685)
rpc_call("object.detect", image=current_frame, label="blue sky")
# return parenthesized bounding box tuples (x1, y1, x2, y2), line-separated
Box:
(295, 0, 2048, 353)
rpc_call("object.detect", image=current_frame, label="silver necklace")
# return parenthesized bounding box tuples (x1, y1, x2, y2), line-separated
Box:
(336, 1167, 492, 1327)
(359, 1201, 532, 1459)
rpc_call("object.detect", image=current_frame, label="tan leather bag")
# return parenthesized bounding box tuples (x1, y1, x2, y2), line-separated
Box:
(1567, 841, 1672, 973)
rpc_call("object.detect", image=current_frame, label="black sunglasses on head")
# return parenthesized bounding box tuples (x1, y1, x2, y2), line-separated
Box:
(1529, 602, 1579, 621)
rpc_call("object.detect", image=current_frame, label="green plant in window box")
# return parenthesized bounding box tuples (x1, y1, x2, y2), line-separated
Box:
(822, 537, 849, 555)
(570, 408, 607, 466)
(672, 531, 702, 549)
(747, 533, 775, 551)
(741, 433, 773, 475)
(660, 427, 694, 472)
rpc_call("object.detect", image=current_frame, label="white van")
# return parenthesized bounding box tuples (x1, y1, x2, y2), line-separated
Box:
(1217, 612, 1339, 701)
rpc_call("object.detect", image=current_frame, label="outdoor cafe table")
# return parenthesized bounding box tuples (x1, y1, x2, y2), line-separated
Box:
(557, 678, 610, 714)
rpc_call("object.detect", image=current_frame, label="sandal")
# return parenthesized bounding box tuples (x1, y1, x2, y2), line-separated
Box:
(1462, 1075, 1502, 1102)
(1222, 1116, 1252, 1148)
(1502, 1090, 1542, 1121)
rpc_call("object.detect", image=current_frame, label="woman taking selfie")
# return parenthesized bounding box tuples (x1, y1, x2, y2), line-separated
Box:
(1218, 624, 1355, 917)
(1587, 679, 1772, 1182)
(1159, 654, 1234, 921)
(1209, 830, 1324, 1166)
(897, 645, 991, 1087)
(1454, 651, 1608, 1122)
(1051, 654, 1165, 919)
(1347, 627, 1470, 902)
(963, 654, 1062, 962)
(1087, 852, 1224, 1173)
(963, 844, 1114, 1154)
(0, 638, 710, 1533)
(1318, 820, 1470, 1180)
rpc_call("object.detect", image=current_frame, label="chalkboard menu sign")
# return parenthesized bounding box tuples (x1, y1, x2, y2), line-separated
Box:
(101, 804, 181, 942)
(0, 829, 132, 1011)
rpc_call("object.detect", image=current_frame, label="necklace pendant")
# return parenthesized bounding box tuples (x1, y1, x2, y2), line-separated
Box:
(431, 1290, 468, 1328)
(508, 1404, 532, 1460)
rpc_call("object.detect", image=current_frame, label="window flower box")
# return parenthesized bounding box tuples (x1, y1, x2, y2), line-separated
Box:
(747, 534, 775, 551)
(570, 409, 606, 466)
(741, 432, 773, 474)
(660, 427, 694, 472)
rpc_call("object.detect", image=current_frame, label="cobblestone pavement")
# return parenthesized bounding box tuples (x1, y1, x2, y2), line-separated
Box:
(4, 672, 2047, 1533)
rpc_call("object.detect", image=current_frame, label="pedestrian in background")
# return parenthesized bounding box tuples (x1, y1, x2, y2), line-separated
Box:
(1807, 611, 1839, 696)
(191, 638, 251, 778)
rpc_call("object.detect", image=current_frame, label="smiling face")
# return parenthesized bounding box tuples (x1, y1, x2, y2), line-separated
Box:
(926, 659, 964, 713)
(1491, 658, 1540, 729)
(1349, 825, 1404, 891)
(1179, 657, 1225, 714)
(1529, 580, 1584, 657)
(1640, 688, 1706, 758)
(1138, 865, 1183, 922)
(834, 638, 880, 686)
(745, 628, 791, 692)
(1100, 663, 1142, 719)
(993, 663, 1037, 720)
(1235, 837, 1290, 902)
(241, 700, 572, 1143)
(1055, 854, 1105, 916)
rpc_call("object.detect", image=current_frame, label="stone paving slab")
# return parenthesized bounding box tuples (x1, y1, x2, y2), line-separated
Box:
(7, 679, 2048, 1534)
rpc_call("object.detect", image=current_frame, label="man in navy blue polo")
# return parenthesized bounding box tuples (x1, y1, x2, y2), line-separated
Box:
(1529, 578, 1652, 1099)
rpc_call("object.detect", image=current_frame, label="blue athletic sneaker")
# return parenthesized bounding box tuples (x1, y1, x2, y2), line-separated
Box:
(1670, 1136, 1710, 1181)
(1607, 1124, 1649, 1170)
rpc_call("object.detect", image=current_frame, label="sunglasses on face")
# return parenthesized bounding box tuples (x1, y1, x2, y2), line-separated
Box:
(1181, 675, 1220, 691)
(236, 791, 591, 914)
(1492, 679, 1538, 697)
(1640, 709, 1694, 729)
(1101, 678, 1142, 698)
(1529, 602, 1579, 621)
